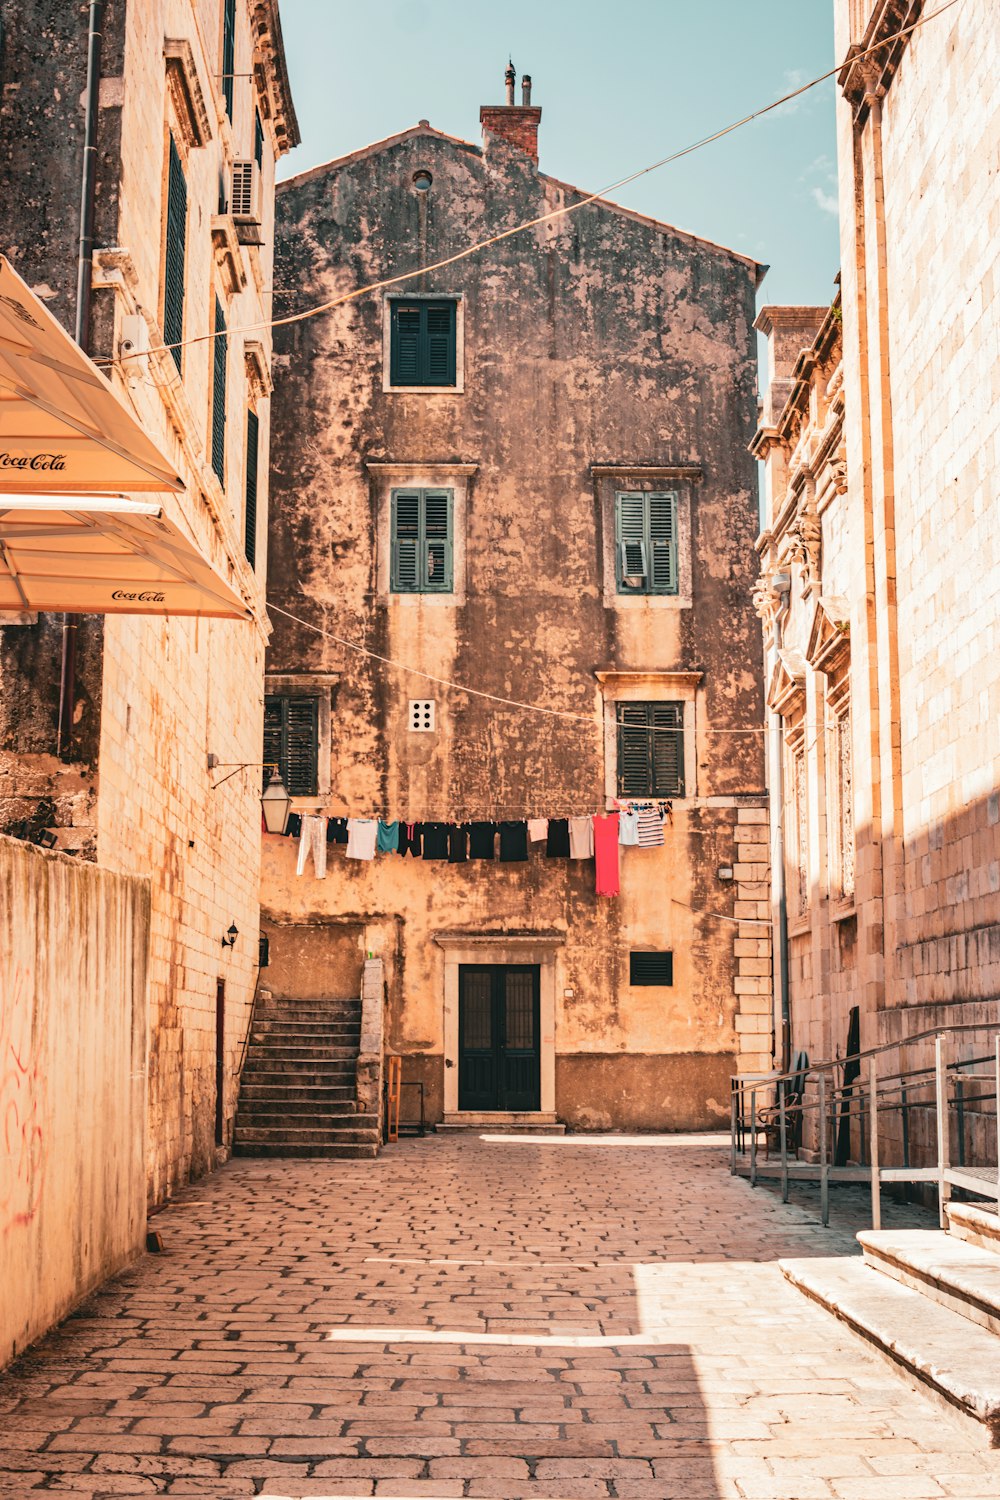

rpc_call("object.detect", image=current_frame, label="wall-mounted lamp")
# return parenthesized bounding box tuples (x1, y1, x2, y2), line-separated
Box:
(207, 756, 293, 837)
(221, 922, 239, 950)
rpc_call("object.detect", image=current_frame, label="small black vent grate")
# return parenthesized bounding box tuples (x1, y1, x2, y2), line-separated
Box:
(629, 951, 673, 986)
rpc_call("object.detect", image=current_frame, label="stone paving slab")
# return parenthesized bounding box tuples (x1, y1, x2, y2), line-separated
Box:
(1, 1135, 999, 1498)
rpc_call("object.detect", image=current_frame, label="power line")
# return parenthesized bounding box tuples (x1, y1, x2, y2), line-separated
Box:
(100, 0, 960, 370)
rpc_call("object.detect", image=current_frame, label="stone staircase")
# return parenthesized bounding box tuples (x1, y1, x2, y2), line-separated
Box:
(781, 1201, 1000, 1446)
(234, 996, 381, 1159)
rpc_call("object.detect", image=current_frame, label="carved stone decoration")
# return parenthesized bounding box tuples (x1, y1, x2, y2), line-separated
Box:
(752, 568, 785, 634)
(164, 40, 213, 150)
(830, 456, 848, 495)
(786, 491, 822, 590)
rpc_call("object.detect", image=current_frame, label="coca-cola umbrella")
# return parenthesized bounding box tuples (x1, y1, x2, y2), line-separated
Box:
(0, 255, 249, 618)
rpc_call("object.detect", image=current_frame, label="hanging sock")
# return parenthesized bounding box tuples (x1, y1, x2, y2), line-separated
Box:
(499, 821, 528, 862)
(346, 818, 378, 860)
(568, 816, 595, 859)
(636, 808, 665, 848)
(618, 810, 639, 846)
(397, 822, 423, 857)
(448, 823, 469, 863)
(327, 817, 349, 845)
(422, 822, 450, 860)
(527, 818, 549, 843)
(593, 813, 620, 896)
(377, 819, 400, 853)
(545, 818, 570, 857)
(468, 822, 498, 859)
(296, 814, 328, 877)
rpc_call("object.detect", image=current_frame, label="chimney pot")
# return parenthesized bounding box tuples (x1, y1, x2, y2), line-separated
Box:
(521, 74, 531, 106)
(505, 61, 516, 106)
(481, 65, 541, 164)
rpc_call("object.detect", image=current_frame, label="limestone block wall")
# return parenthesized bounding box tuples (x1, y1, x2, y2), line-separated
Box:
(0, 835, 149, 1368)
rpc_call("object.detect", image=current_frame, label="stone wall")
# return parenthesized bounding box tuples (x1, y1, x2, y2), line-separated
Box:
(0, 834, 149, 1367)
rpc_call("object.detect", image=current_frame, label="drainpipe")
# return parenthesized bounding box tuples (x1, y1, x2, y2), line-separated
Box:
(57, 0, 104, 757)
(770, 579, 792, 1073)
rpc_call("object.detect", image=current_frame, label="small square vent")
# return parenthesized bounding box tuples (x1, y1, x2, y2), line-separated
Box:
(629, 951, 673, 986)
(409, 699, 435, 732)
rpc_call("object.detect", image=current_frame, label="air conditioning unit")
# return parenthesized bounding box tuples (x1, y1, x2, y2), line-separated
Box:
(230, 159, 263, 242)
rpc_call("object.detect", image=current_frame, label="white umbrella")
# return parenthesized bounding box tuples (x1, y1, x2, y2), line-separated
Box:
(0, 494, 251, 618)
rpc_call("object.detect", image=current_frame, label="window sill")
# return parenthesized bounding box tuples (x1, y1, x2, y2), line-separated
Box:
(788, 917, 811, 939)
(831, 901, 857, 923)
(383, 383, 464, 396)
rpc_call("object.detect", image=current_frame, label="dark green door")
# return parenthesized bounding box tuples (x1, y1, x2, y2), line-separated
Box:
(458, 965, 541, 1112)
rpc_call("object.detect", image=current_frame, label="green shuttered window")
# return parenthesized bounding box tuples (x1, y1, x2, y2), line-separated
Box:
(389, 300, 457, 386)
(244, 409, 259, 570)
(263, 695, 319, 796)
(615, 491, 678, 594)
(222, 0, 236, 121)
(617, 702, 684, 798)
(164, 134, 187, 375)
(211, 298, 227, 487)
(391, 488, 453, 593)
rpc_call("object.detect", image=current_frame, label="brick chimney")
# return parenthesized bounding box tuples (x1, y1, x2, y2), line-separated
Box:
(480, 63, 541, 164)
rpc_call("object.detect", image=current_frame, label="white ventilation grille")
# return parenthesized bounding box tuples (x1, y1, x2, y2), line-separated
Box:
(231, 160, 259, 221)
(409, 699, 435, 732)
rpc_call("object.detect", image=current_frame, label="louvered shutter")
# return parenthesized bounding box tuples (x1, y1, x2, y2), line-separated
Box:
(222, 0, 236, 121)
(284, 698, 319, 794)
(651, 702, 684, 796)
(649, 493, 678, 593)
(616, 493, 647, 590)
(211, 298, 227, 487)
(617, 703, 654, 797)
(425, 302, 456, 384)
(164, 135, 186, 374)
(244, 409, 258, 570)
(423, 490, 453, 591)
(263, 698, 283, 785)
(391, 490, 421, 591)
(254, 110, 264, 168)
(391, 307, 422, 384)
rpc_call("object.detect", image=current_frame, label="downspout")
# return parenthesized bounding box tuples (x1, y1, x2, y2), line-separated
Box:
(57, 0, 104, 757)
(770, 580, 792, 1072)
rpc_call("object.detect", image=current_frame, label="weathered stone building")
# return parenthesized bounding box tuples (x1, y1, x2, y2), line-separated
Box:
(261, 72, 770, 1134)
(753, 0, 999, 1105)
(0, 0, 297, 1203)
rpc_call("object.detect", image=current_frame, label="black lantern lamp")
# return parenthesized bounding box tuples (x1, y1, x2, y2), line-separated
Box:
(221, 922, 239, 950)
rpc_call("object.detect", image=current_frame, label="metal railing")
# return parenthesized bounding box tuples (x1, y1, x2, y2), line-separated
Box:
(731, 1022, 1000, 1228)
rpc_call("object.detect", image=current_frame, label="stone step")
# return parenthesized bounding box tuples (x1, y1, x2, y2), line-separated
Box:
(246, 1042, 360, 1059)
(232, 1141, 379, 1160)
(250, 1027, 361, 1043)
(239, 1101, 361, 1120)
(780, 1256, 1000, 1447)
(239, 1083, 357, 1104)
(241, 1067, 358, 1087)
(256, 1001, 361, 1017)
(243, 1052, 358, 1070)
(859, 1229, 1000, 1337)
(437, 1112, 565, 1134)
(947, 1202, 1000, 1254)
(236, 1123, 380, 1147)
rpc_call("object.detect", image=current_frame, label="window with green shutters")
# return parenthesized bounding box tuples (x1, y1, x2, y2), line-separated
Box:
(615, 491, 678, 594)
(389, 300, 457, 386)
(211, 298, 227, 487)
(254, 109, 264, 167)
(263, 695, 319, 796)
(616, 701, 685, 798)
(390, 488, 453, 593)
(222, 0, 236, 121)
(163, 134, 187, 375)
(244, 409, 258, 569)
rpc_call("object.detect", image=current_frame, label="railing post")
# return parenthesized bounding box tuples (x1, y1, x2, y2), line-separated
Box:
(869, 1055, 881, 1231)
(956, 1075, 966, 1167)
(819, 1071, 829, 1226)
(779, 1083, 789, 1202)
(935, 1032, 950, 1228)
(995, 1035, 999, 1208)
(750, 1087, 758, 1186)
(900, 1080, 910, 1169)
(730, 1079, 737, 1173)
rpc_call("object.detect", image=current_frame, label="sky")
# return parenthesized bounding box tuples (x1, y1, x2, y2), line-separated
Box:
(276, 0, 842, 314)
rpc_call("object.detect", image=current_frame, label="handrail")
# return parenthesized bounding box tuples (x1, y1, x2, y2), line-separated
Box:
(741, 1019, 999, 1092)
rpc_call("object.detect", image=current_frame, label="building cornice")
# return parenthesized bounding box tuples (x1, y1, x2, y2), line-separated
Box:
(365, 462, 479, 476)
(251, 1, 301, 154)
(590, 465, 703, 481)
(839, 0, 923, 123)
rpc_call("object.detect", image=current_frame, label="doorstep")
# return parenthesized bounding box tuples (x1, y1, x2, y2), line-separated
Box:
(437, 1111, 566, 1134)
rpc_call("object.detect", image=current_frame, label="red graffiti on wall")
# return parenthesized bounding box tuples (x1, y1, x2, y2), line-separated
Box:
(0, 967, 47, 1231)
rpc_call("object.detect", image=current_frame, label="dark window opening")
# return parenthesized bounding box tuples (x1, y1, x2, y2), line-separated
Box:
(211, 297, 227, 487)
(244, 409, 258, 569)
(222, 0, 236, 121)
(215, 978, 226, 1146)
(264, 695, 319, 795)
(616, 701, 684, 798)
(164, 134, 187, 375)
(630, 951, 674, 986)
(389, 299, 457, 387)
(254, 109, 264, 168)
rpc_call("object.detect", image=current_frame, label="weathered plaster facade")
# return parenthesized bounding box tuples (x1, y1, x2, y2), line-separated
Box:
(264, 82, 769, 1131)
(753, 0, 999, 1142)
(0, 0, 298, 1203)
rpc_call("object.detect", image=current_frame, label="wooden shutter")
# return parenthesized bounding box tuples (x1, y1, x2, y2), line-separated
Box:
(649, 493, 678, 593)
(244, 409, 258, 569)
(617, 703, 654, 796)
(164, 134, 186, 374)
(254, 110, 264, 168)
(651, 702, 684, 796)
(629, 951, 674, 985)
(264, 695, 319, 796)
(391, 307, 422, 384)
(262, 697, 283, 785)
(222, 0, 236, 121)
(391, 490, 421, 591)
(211, 298, 227, 487)
(616, 493, 648, 590)
(422, 489, 453, 591)
(425, 302, 456, 384)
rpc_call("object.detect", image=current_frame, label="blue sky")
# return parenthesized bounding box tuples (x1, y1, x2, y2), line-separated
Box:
(277, 0, 841, 311)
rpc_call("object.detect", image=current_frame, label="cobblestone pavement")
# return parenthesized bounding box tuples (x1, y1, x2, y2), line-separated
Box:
(2, 1133, 999, 1499)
